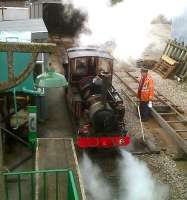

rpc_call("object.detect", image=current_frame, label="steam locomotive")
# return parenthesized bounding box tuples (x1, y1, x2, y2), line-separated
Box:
(64, 47, 130, 148)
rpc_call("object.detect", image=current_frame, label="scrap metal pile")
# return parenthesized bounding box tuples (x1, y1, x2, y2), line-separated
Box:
(154, 39, 187, 81)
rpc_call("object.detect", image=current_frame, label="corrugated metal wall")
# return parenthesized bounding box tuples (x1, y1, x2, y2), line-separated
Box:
(0, 7, 29, 21)
(29, 3, 43, 18)
(29, 0, 61, 19)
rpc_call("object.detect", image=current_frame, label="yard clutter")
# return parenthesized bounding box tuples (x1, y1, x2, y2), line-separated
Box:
(154, 39, 187, 81)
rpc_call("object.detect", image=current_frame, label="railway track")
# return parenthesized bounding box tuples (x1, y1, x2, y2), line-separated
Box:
(114, 71, 187, 154)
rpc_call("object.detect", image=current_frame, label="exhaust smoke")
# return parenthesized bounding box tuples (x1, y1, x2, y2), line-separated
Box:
(44, 1, 87, 36)
(68, 0, 187, 60)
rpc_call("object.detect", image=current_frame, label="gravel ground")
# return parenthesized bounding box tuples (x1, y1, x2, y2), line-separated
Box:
(115, 23, 187, 114)
(113, 74, 187, 200)
(112, 23, 187, 200)
(151, 71, 187, 113)
(140, 153, 187, 200)
(122, 68, 187, 114)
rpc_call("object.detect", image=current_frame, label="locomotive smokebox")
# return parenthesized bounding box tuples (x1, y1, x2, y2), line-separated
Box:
(89, 102, 117, 132)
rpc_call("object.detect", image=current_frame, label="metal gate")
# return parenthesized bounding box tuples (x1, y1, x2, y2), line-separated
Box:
(3, 169, 79, 200)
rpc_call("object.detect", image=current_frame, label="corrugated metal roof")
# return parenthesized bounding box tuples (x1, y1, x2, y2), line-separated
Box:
(67, 47, 113, 59)
(31, 0, 61, 3)
(0, 32, 31, 42)
(0, 18, 47, 32)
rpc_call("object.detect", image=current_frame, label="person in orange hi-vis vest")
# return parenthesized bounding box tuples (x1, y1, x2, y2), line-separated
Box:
(137, 67, 154, 121)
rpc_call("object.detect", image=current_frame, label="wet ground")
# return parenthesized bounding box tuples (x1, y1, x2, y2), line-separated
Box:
(38, 88, 73, 138)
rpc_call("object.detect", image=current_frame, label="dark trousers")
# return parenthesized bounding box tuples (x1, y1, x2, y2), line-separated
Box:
(139, 101, 150, 121)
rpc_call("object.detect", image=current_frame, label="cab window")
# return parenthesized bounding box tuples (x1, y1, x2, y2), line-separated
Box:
(74, 57, 87, 75)
(98, 58, 111, 73)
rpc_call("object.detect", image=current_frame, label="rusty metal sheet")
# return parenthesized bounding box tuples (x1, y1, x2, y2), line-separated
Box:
(0, 42, 56, 53)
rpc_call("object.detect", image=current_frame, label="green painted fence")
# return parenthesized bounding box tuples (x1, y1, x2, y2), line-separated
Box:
(3, 169, 79, 200)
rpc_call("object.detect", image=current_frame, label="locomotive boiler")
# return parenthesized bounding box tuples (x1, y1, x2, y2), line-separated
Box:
(65, 47, 130, 148)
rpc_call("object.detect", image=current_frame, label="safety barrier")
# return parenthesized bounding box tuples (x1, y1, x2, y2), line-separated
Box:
(3, 168, 79, 200)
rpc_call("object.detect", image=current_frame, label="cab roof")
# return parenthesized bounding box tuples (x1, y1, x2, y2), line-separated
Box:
(67, 47, 113, 59)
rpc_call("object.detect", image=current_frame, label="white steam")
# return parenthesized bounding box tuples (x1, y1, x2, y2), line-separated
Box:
(80, 151, 169, 200)
(80, 153, 113, 200)
(66, 0, 187, 60)
(119, 150, 169, 200)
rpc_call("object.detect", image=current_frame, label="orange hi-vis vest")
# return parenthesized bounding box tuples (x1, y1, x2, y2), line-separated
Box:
(137, 75, 154, 102)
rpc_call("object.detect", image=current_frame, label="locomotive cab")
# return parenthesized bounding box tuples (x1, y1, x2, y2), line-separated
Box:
(66, 49, 112, 83)
(65, 47, 130, 148)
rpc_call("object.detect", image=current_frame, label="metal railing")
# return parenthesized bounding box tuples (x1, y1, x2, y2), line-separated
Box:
(3, 169, 79, 200)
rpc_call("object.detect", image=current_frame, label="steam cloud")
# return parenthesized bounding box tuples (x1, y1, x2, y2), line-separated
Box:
(67, 0, 187, 60)
(119, 150, 169, 200)
(80, 151, 169, 200)
(80, 153, 113, 200)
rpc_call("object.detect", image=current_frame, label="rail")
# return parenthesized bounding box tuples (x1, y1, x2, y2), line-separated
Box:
(3, 168, 79, 200)
(114, 71, 187, 154)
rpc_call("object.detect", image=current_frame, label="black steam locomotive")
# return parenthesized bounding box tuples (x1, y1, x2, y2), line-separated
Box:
(64, 47, 130, 148)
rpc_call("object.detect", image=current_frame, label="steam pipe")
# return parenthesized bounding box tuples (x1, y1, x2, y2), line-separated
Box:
(12, 87, 44, 130)
(22, 87, 44, 96)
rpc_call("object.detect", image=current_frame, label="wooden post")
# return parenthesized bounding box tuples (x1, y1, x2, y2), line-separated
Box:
(170, 40, 178, 58)
(176, 52, 187, 76)
(171, 46, 179, 59)
(163, 40, 170, 55)
(175, 48, 182, 61)
(176, 42, 184, 61)
(164, 40, 171, 55)
(173, 42, 182, 60)
(0, 128, 5, 200)
(180, 58, 187, 76)
(167, 43, 175, 57)
(179, 50, 187, 61)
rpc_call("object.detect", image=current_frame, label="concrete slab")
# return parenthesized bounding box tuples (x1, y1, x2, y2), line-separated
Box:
(38, 88, 74, 138)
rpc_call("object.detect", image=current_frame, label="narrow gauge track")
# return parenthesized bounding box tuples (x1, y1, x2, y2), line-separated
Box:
(114, 71, 187, 154)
